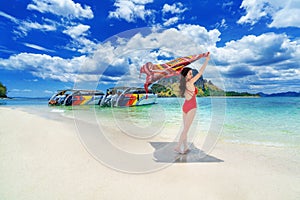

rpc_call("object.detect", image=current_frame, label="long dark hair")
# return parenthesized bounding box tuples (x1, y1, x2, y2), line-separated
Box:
(179, 67, 192, 97)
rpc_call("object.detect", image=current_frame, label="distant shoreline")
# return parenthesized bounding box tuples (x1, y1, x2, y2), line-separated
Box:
(157, 96, 261, 98)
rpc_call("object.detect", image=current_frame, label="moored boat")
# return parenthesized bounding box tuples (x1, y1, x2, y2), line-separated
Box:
(49, 87, 157, 107)
(48, 89, 104, 106)
(99, 87, 157, 107)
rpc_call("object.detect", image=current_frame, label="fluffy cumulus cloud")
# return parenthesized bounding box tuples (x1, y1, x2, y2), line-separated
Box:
(1, 24, 299, 93)
(0, 53, 88, 82)
(161, 2, 188, 26)
(162, 2, 187, 14)
(237, 0, 274, 25)
(77, 25, 223, 86)
(214, 33, 295, 66)
(269, 0, 300, 28)
(176, 24, 221, 48)
(108, 0, 154, 22)
(0, 25, 220, 85)
(212, 32, 300, 92)
(63, 24, 90, 38)
(27, 0, 94, 19)
(238, 0, 300, 28)
(108, 1, 188, 25)
(62, 24, 98, 53)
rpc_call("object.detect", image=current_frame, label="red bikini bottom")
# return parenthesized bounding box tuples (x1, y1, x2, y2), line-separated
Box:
(182, 95, 197, 114)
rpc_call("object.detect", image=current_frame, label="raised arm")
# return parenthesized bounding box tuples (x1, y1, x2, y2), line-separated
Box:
(189, 54, 210, 84)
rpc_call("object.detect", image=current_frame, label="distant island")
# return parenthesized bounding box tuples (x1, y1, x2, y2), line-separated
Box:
(0, 82, 7, 98)
(150, 69, 299, 98)
(151, 69, 259, 97)
(257, 91, 300, 97)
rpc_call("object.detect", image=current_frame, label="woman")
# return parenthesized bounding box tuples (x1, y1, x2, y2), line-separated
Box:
(174, 54, 210, 154)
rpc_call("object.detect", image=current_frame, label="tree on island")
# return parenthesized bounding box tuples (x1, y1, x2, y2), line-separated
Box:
(0, 82, 7, 98)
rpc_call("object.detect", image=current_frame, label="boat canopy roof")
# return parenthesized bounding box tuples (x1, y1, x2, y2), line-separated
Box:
(107, 87, 154, 94)
(56, 89, 104, 95)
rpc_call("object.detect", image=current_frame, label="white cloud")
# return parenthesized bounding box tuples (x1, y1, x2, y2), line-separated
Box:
(237, 0, 300, 28)
(163, 17, 179, 26)
(215, 19, 228, 29)
(176, 24, 221, 49)
(17, 6, 93, 53)
(63, 24, 90, 38)
(23, 43, 56, 53)
(1, 25, 299, 93)
(0, 53, 87, 82)
(162, 2, 188, 14)
(108, 0, 154, 22)
(74, 37, 98, 54)
(85, 25, 222, 87)
(44, 90, 54, 94)
(211, 32, 300, 92)
(22, 21, 56, 32)
(27, 0, 93, 19)
(11, 89, 32, 92)
(0, 11, 57, 37)
(0, 2, 95, 53)
(16, 21, 57, 37)
(213, 32, 296, 65)
(269, 0, 300, 28)
(161, 3, 187, 27)
(237, 0, 275, 25)
(0, 25, 219, 85)
(62, 24, 98, 53)
(0, 11, 18, 23)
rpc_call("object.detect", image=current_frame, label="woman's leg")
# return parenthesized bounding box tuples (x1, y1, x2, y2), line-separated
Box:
(175, 108, 196, 153)
(174, 113, 187, 152)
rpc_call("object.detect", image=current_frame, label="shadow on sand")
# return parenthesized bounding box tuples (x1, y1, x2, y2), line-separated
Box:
(150, 142, 223, 163)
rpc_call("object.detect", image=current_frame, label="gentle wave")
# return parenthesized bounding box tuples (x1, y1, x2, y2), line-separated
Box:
(224, 139, 287, 148)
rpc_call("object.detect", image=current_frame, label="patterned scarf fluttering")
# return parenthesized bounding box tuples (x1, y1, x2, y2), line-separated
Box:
(140, 52, 210, 94)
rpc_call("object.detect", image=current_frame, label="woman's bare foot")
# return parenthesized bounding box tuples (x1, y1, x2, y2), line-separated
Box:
(183, 148, 190, 154)
(174, 147, 184, 154)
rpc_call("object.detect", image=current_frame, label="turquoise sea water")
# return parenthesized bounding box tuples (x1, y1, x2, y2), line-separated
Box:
(223, 97, 300, 147)
(1, 97, 299, 148)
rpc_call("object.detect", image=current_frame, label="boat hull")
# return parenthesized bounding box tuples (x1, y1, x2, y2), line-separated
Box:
(48, 90, 104, 106)
(48, 88, 157, 107)
(117, 93, 157, 107)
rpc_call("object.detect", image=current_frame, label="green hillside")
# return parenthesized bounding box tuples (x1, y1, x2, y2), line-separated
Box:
(150, 71, 259, 97)
(151, 79, 226, 97)
(0, 82, 7, 98)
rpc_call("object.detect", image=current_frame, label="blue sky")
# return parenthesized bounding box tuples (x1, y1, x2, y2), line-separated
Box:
(0, 0, 300, 97)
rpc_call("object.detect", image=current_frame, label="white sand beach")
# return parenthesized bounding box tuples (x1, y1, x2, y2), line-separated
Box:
(0, 107, 299, 200)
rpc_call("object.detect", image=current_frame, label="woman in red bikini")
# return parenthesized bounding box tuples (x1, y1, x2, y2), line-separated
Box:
(174, 54, 210, 154)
